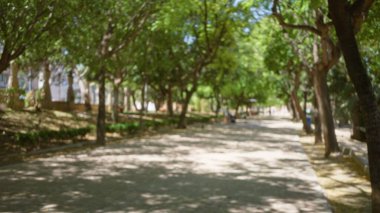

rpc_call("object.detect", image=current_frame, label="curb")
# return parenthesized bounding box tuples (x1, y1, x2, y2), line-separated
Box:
(0, 141, 98, 167)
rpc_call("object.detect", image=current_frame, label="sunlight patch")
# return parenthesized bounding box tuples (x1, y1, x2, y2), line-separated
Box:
(40, 204, 58, 212)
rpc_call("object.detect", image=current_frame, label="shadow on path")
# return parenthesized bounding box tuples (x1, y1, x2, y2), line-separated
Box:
(0, 117, 330, 212)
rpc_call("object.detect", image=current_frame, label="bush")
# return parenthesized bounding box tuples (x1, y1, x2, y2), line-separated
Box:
(145, 120, 165, 129)
(106, 122, 139, 134)
(14, 127, 92, 145)
(164, 118, 179, 125)
(187, 116, 212, 124)
(105, 115, 213, 135)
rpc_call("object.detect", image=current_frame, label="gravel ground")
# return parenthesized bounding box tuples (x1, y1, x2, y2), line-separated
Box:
(0, 117, 330, 212)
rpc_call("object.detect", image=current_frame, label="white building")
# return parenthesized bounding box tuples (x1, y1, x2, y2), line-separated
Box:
(0, 65, 99, 105)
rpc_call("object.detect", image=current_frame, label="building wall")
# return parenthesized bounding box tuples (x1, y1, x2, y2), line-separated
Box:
(0, 66, 158, 110)
(0, 67, 89, 104)
(0, 72, 9, 88)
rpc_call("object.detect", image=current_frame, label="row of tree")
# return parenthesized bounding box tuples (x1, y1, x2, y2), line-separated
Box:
(265, 0, 380, 210)
(2, 0, 380, 211)
(0, 0, 278, 141)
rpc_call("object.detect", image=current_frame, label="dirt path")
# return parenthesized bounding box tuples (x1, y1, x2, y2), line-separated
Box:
(0, 117, 330, 212)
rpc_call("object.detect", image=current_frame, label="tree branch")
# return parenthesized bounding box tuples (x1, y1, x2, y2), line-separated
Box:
(202, 0, 211, 51)
(111, 2, 156, 55)
(272, 0, 321, 35)
(11, 3, 58, 60)
(350, 0, 374, 33)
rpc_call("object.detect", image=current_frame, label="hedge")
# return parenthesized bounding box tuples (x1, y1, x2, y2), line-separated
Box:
(106, 122, 139, 134)
(13, 116, 214, 145)
(14, 127, 92, 145)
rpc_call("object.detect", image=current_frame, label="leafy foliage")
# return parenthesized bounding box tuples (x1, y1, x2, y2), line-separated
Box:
(14, 127, 92, 145)
(106, 122, 139, 134)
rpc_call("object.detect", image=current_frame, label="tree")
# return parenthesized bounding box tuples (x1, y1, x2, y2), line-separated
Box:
(263, 21, 312, 134)
(153, 0, 237, 128)
(327, 0, 380, 211)
(72, 1, 159, 144)
(66, 66, 75, 106)
(271, 0, 340, 157)
(140, 29, 180, 116)
(328, 63, 357, 128)
(107, 51, 133, 123)
(0, 1, 73, 74)
(7, 61, 23, 110)
(41, 61, 52, 109)
(202, 52, 236, 117)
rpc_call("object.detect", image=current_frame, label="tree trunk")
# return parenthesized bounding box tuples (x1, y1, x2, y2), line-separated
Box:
(288, 100, 297, 120)
(67, 69, 75, 105)
(313, 95, 323, 144)
(153, 93, 164, 112)
(131, 91, 139, 112)
(96, 67, 106, 145)
(177, 92, 193, 129)
(0, 52, 11, 74)
(124, 87, 131, 112)
(215, 97, 221, 118)
(303, 91, 308, 114)
(290, 97, 300, 120)
(291, 90, 312, 134)
(328, 2, 380, 210)
(112, 84, 120, 123)
(234, 104, 240, 118)
(84, 80, 92, 112)
(139, 84, 146, 126)
(167, 85, 174, 116)
(291, 68, 312, 134)
(41, 61, 52, 109)
(154, 100, 160, 112)
(144, 83, 149, 113)
(312, 68, 339, 157)
(140, 84, 145, 112)
(96, 20, 113, 145)
(8, 61, 19, 89)
(7, 61, 22, 110)
(351, 100, 365, 141)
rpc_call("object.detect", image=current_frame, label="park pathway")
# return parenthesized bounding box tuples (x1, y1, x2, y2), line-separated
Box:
(0, 117, 330, 212)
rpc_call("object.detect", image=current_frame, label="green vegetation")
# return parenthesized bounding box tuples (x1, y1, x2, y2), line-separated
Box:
(106, 122, 140, 134)
(106, 115, 213, 134)
(14, 127, 91, 145)
(1, 0, 380, 210)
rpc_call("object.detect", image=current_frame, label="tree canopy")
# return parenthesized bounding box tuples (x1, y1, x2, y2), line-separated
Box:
(2, 0, 380, 209)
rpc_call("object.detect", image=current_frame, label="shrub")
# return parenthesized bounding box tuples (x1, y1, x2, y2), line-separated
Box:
(187, 116, 212, 124)
(164, 118, 179, 125)
(106, 122, 139, 134)
(14, 127, 92, 145)
(145, 120, 164, 129)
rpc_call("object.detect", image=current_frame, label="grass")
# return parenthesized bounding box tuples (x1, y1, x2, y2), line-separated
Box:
(0, 109, 216, 158)
(300, 135, 371, 213)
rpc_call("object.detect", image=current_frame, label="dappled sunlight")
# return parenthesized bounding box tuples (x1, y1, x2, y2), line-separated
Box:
(0, 117, 330, 212)
(40, 203, 59, 212)
(140, 193, 176, 206)
(300, 135, 371, 212)
(0, 110, 90, 133)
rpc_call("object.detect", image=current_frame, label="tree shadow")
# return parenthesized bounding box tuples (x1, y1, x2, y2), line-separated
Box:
(0, 118, 330, 212)
(300, 135, 371, 212)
